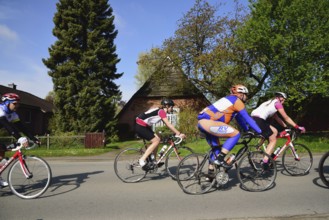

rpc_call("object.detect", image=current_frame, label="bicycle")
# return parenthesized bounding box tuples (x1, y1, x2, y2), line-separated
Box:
(257, 128, 313, 176)
(0, 139, 52, 199)
(318, 151, 329, 187)
(114, 135, 193, 183)
(176, 132, 277, 194)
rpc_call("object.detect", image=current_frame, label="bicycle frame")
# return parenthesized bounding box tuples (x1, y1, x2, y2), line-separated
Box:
(143, 135, 183, 165)
(268, 129, 300, 161)
(0, 147, 32, 179)
(157, 137, 182, 163)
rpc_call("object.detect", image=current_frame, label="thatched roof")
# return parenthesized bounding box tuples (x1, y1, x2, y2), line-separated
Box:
(134, 64, 204, 98)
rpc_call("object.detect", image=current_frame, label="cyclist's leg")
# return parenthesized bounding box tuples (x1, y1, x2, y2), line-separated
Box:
(135, 124, 160, 170)
(253, 117, 277, 167)
(198, 119, 239, 168)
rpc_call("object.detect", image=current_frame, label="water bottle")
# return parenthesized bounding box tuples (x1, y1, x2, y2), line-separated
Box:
(158, 145, 168, 157)
(274, 147, 281, 155)
(226, 154, 235, 165)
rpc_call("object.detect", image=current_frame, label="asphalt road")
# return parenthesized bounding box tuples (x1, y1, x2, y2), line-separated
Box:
(0, 154, 328, 220)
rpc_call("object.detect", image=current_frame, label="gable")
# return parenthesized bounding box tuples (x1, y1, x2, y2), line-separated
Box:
(0, 84, 53, 113)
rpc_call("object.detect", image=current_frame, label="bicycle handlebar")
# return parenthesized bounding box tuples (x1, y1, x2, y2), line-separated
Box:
(9, 140, 38, 151)
(173, 135, 183, 145)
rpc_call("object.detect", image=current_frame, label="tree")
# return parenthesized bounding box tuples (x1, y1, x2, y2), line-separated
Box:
(134, 48, 166, 88)
(238, 0, 329, 113)
(43, 0, 122, 137)
(163, 0, 249, 99)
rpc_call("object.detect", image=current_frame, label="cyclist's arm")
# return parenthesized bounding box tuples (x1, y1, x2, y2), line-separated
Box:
(272, 113, 287, 128)
(13, 120, 39, 142)
(238, 109, 262, 134)
(0, 116, 22, 139)
(162, 117, 183, 137)
(277, 108, 297, 127)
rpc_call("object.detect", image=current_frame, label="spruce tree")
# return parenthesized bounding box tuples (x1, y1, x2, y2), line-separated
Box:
(43, 0, 122, 137)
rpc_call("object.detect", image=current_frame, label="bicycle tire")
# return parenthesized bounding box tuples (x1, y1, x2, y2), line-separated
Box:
(176, 153, 216, 195)
(282, 143, 313, 176)
(8, 156, 52, 199)
(237, 151, 277, 192)
(165, 146, 194, 179)
(114, 148, 146, 183)
(318, 152, 329, 187)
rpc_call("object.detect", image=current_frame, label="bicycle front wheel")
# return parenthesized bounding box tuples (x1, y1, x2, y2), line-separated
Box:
(282, 143, 313, 176)
(8, 156, 52, 199)
(176, 153, 215, 195)
(165, 146, 194, 179)
(319, 152, 329, 187)
(114, 148, 146, 183)
(237, 151, 277, 192)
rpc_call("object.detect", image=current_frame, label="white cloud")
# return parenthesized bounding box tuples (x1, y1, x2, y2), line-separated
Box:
(0, 24, 18, 41)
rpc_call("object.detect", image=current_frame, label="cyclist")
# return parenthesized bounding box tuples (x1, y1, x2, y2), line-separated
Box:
(197, 84, 262, 171)
(251, 92, 306, 168)
(0, 93, 40, 187)
(135, 98, 186, 171)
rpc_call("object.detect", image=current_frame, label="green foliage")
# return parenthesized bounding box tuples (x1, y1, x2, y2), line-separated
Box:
(238, 0, 329, 113)
(163, 0, 250, 99)
(135, 48, 166, 88)
(42, 0, 122, 137)
(177, 108, 199, 141)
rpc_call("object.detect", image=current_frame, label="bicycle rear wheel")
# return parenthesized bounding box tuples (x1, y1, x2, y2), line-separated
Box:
(282, 143, 313, 176)
(319, 152, 329, 187)
(165, 146, 194, 179)
(176, 153, 215, 195)
(8, 156, 52, 199)
(114, 148, 146, 183)
(237, 151, 276, 192)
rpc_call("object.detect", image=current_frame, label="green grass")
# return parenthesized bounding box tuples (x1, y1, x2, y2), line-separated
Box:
(5, 134, 328, 158)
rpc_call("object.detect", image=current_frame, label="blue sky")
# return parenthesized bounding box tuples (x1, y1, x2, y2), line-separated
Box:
(0, 0, 248, 102)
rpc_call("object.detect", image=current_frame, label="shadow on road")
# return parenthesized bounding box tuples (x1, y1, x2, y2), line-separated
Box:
(41, 170, 104, 198)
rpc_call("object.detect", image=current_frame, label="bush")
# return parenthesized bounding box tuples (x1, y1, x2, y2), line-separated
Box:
(177, 108, 200, 141)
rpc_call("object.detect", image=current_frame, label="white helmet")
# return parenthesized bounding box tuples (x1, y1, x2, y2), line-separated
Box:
(275, 92, 287, 99)
(230, 84, 249, 94)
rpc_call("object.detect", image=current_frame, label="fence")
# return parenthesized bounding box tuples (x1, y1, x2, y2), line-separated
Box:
(152, 113, 178, 131)
(0, 132, 105, 149)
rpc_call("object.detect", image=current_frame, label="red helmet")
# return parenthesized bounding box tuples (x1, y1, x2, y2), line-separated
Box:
(1, 93, 20, 102)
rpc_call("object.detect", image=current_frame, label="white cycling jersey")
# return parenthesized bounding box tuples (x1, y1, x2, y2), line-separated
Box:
(251, 98, 283, 120)
(0, 103, 19, 122)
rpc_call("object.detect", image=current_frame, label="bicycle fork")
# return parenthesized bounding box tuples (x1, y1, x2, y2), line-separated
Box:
(18, 156, 33, 179)
(288, 143, 300, 161)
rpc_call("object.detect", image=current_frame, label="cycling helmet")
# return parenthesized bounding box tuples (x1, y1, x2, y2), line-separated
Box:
(275, 92, 287, 99)
(1, 93, 20, 103)
(161, 98, 175, 107)
(230, 84, 249, 94)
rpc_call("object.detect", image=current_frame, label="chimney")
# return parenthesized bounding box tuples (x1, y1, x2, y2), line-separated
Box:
(8, 83, 17, 90)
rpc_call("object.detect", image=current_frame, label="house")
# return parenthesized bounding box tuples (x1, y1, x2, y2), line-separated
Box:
(0, 84, 54, 136)
(116, 62, 210, 139)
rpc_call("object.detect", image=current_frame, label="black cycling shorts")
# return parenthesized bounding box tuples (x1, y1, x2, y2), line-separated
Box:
(135, 124, 155, 141)
(252, 117, 273, 138)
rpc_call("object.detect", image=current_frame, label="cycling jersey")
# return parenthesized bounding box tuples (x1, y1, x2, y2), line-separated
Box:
(251, 98, 284, 120)
(0, 103, 19, 122)
(198, 95, 261, 133)
(198, 95, 261, 155)
(136, 108, 167, 127)
(0, 103, 36, 141)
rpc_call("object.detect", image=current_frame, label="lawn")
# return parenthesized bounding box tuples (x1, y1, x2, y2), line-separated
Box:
(6, 133, 328, 158)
